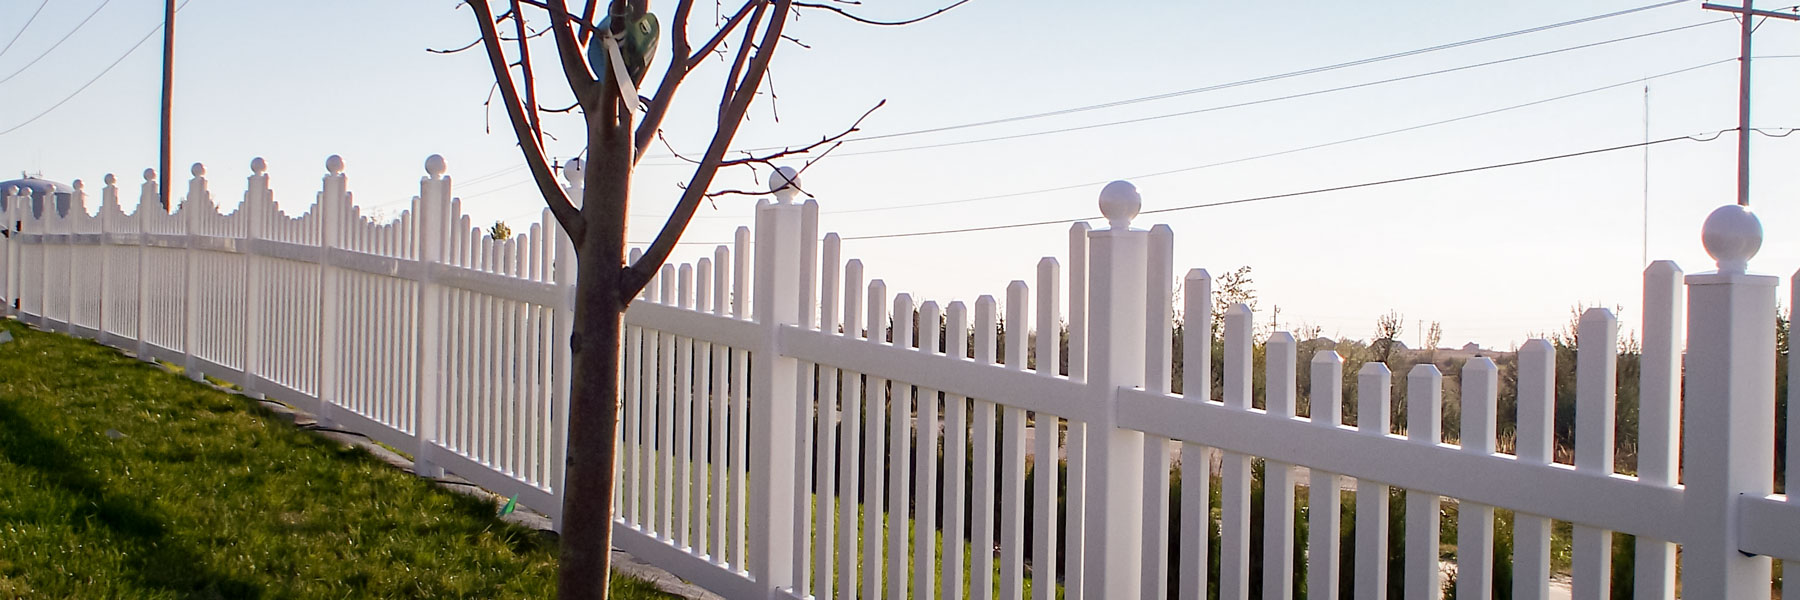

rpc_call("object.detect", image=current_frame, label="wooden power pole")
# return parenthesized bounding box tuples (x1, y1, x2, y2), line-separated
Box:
(159, 0, 175, 211)
(1701, 0, 1798, 206)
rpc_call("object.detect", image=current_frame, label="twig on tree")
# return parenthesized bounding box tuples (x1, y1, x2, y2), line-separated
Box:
(780, 34, 811, 48)
(469, 0, 585, 243)
(542, 101, 582, 113)
(793, 0, 971, 26)
(717, 99, 883, 168)
(656, 130, 704, 165)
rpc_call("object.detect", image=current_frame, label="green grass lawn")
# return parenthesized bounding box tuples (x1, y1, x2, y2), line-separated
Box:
(0, 320, 677, 599)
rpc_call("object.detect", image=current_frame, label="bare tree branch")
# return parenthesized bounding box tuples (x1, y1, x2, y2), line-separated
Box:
(512, 0, 545, 148)
(578, 0, 602, 44)
(655, 130, 704, 164)
(514, 0, 602, 35)
(715, 99, 881, 167)
(542, 100, 582, 113)
(628, 0, 699, 163)
(793, 0, 970, 26)
(714, 6, 764, 123)
(684, 0, 758, 68)
(468, 0, 585, 243)
(622, 0, 797, 301)
(546, 0, 600, 114)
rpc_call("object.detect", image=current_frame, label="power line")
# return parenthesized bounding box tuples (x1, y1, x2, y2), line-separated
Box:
(680, 55, 1737, 222)
(0, 0, 189, 137)
(829, 18, 1732, 159)
(652, 0, 1690, 158)
(0, 0, 116, 87)
(0, 0, 52, 60)
(830, 129, 1749, 242)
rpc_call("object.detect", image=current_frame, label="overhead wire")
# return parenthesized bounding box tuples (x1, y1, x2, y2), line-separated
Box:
(0, 0, 116, 87)
(828, 18, 1733, 159)
(668, 54, 1741, 222)
(0, 0, 188, 138)
(0, 0, 52, 61)
(830, 128, 1758, 242)
(650, 0, 1692, 158)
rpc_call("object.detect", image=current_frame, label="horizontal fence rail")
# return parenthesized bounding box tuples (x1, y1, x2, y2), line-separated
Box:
(3, 160, 1796, 600)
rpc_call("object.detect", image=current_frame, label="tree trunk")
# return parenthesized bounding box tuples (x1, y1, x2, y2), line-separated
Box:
(557, 114, 633, 600)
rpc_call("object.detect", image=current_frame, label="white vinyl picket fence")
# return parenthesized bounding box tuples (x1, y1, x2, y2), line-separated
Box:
(3, 157, 1798, 600)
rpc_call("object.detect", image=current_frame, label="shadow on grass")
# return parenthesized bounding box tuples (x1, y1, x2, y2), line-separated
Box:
(0, 399, 264, 598)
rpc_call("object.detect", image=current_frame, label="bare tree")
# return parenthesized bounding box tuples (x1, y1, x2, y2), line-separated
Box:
(1423, 320, 1442, 351)
(459, 1, 962, 598)
(1373, 310, 1404, 364)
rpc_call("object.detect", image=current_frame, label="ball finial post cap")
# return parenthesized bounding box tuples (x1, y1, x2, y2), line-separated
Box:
(190, 163, 205, 177)
(325, 155, 345, 175)
(563, 157, 584, 186)
(1701, 203, 1762, 274)
(770, 166, 800, 204)
(1099, 180, 1141, 230)
(425, 154, 447, 178)
(143, 168, 157, 182)
(250, 157, 267, 175)
(103, 173, 116, 185)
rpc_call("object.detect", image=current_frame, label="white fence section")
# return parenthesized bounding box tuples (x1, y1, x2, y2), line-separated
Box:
(3, 157, 1798, 600)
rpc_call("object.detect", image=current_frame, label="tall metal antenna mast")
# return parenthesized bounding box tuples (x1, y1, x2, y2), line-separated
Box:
(1701, 0, 1798, 206)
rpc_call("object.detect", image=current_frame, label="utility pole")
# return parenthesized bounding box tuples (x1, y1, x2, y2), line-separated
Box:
(1701, 0, 1798, 206)
(158, 0, 175, 211)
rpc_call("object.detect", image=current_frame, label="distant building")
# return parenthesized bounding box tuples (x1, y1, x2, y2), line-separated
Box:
(1462, 342, 1481, 352)
(0, 175, 74, 220)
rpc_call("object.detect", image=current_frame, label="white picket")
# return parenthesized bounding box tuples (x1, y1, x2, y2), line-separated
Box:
(1308, 351, 1344, 600)
(941, 300, 971, 600)
(1514, 340, 1555, 600)
(999, 281, 1029, 600)
(1264, 333, 1297, 600)
(1219, 303, 1254, 600)
(971, 295, 1000, 600)
(1404, 365, 1442, 600)
(1030, 258, 1060, 600)
(836, 259, 863, 599)
(888, 292, 915, 600)
(1571, 309, 1618, 600)
(1458, 358, 1499, 600)
(914, 299, 943, 598)
(862, 279, 888, 599)
(1355, 363, 1392, 600)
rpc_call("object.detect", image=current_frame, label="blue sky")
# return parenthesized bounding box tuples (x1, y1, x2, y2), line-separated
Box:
(3, 0, 1799, 348)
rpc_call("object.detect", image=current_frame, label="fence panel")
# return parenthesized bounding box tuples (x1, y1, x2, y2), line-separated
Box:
(13, 161, 1800, 600)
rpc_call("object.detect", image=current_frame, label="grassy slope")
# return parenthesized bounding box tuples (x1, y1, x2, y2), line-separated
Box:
(0, 320, 675, 600)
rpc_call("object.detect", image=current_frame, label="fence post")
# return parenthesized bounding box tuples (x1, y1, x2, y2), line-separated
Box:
(317, 156, 348, 427)
(749, 167, 805, 598)
(1082, 180, 1150, 599)
(99, 175, 118, 345)
(66, 180, 84, 336)
(243, 158, 270, 396)
(136, 170, 155, 361)
(1681, 204, 1776, 598)
(549, 158, 580, 530)
(414, 155, 449, 480)
(180, 163, 206, 381)
(1, 185, 11, 316)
